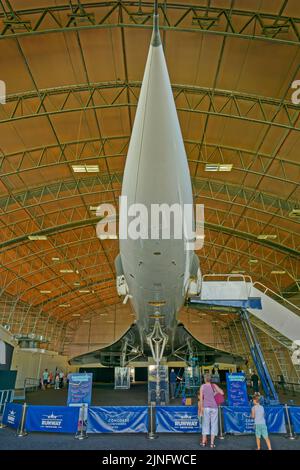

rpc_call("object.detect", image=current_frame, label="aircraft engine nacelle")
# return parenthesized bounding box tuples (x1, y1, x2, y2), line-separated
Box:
(186, 268, 202, 296)
(116, 274, 129, 297)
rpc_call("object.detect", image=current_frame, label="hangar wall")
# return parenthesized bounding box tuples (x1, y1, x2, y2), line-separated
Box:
(11, 349, 70, 389)
(64, 303, 136, 357)
(63, 305, 229, 358)
(0, 294, 67, 354)
(0, 325, 70, 389)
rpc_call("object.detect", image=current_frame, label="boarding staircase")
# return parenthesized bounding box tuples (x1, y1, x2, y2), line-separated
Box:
(194, 275, 300, 347)
(188, 274, 300, 399)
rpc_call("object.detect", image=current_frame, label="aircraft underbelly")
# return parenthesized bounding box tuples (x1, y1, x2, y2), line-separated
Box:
(120, 237, 190, 334)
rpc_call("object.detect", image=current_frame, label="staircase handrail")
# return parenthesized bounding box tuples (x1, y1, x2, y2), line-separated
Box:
(253, 281, 300, 315)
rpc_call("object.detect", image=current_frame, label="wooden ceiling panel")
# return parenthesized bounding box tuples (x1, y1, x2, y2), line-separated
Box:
(0, 1, 299, 332)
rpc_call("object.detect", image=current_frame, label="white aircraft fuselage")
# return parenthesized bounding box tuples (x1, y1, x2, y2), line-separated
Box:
(118, 17, 200, 356)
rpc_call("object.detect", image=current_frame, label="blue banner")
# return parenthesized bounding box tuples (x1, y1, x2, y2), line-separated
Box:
(67, 373, 93, 406)
(87, 406, 148, 433)
(156, 406, 201, 433)
(223, 406, 286, 434)
(226, 373, 249, 406)
(2, 402, 23, 429)
(289, 407, 300, 434)
(25, 405, 80, 433)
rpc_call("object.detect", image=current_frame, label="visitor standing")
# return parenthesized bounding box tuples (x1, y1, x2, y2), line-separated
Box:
(42, 369, 49, 390)
(59, 370, 64, 388)
(251, 371, 259, 393)
(54, 373, 60, 390)
(169, 369, 177, 399)
(251, 395, 272, 450)
(198, 373, 224, 448)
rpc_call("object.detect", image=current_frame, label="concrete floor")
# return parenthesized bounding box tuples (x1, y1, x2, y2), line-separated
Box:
(0, 383, 299, 450)
(0, 425, 299, 451)
(24, 382, 300, 407)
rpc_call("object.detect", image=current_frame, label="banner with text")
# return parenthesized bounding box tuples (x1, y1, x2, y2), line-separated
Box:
(25, 405, 80, 433)
(87, 406, 148, 433)
(67, 373, 93, 407)
(223, 406, 286, 434)
(226, 373, 248, 406)
(2, 402, 23, 429)
(289, 407, 300, 434)
(156, 406, 201, 433)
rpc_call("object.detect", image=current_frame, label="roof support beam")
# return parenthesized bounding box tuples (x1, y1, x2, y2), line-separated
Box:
(1, 212, 298, 257)
(2, 82, 300, 132)
(1, 136, 299, 186)
(0, 2, 299, 46)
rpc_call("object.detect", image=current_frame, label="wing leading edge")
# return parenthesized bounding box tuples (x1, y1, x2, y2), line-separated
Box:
(69, 323, 243, 367)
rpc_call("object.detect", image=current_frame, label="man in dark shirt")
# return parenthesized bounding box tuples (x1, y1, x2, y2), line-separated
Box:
(170, 369, 177, 399)
(251, 372, 259, 393)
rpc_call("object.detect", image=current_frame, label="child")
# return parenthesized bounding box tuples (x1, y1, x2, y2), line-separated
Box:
(251, 395, 272, 450)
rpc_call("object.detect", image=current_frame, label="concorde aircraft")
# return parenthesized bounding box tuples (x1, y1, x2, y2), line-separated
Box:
(70, 2, 242, 370)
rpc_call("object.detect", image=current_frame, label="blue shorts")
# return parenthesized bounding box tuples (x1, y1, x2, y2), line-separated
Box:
(255, 424, 268, 439)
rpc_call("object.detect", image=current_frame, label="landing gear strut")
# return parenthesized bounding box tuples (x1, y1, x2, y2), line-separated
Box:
(147, 318, 168, 403)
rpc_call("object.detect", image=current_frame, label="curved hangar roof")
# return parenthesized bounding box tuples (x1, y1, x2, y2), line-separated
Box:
(0, 1, 299, 348)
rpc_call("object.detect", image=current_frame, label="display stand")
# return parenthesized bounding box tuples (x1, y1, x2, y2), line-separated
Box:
(114, 367, 130, 390)
(148, 360, 169, 405)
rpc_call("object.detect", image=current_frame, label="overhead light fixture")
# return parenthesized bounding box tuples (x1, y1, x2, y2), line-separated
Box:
(271, 270, 286, 274)
(72, 313, 81, 317)
(28, 235, 47, 240)
(52, 257, 60, 261)
(72, 164, 99, 173)
(257, 234, 277, 240)
(79, 290, 90, 293)
(106, 321, 114, 323)
(231, 270, 245, 274)
(289, 209, 300, 218)
(83, 319, 90, 323)
(60, 269, 74, 273)
(40, 290, 51, 294)
(59, 304, 70, 308)
(219, 164, 233, 172)
(205, 164, 219, 172)
(74, 282, 81, 286)
(89, 206, 99, 211)
(249, 259, 258, 264)
(205, 163, 233, 172)
(100, 313, 108, 316)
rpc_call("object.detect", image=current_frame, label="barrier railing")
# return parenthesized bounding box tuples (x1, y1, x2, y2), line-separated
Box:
(24, 377, 40, 394)
(0, 403, 299, 441)
(253, 281, 300, 316)
(274, 380, 300, 395)
(0, 389, 14, 415)
(87, 406, 148, 433)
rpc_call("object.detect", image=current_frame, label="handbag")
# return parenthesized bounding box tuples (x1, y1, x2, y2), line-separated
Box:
(211, 383, 225, 406)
